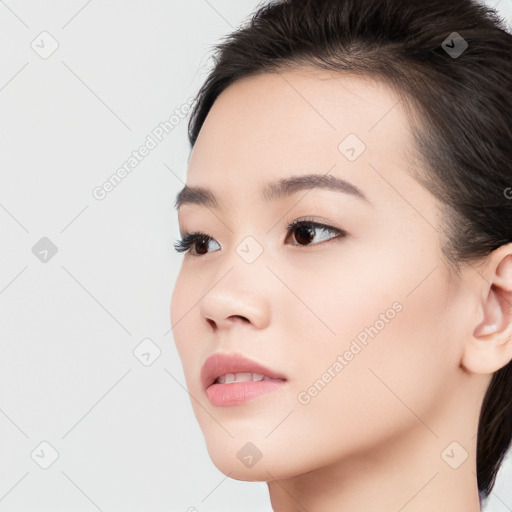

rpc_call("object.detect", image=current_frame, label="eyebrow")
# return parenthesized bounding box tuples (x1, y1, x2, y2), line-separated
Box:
(173, 173, 371, 211)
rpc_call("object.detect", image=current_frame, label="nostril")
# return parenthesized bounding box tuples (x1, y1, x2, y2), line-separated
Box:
(205, 315, 249, 331)
(229, 315, 250, 323)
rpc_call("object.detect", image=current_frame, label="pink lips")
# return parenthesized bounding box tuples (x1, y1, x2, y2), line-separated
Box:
(200, 352, 287, 407)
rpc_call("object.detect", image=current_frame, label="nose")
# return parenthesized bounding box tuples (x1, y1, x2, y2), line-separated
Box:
(200, 270, 271, 333)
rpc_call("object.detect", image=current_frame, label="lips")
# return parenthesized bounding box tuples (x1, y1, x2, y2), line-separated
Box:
(200, 352, 286, 390)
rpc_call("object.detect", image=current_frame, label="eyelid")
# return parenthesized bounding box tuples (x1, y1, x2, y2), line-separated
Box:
(285, 216, 344, 233)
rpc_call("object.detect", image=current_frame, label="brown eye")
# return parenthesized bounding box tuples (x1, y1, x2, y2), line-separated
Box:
(173, 233, 221, 256)
(292, 224, 316, 245)
(191, 236, 210, 255)
(286, 219, 346, 247)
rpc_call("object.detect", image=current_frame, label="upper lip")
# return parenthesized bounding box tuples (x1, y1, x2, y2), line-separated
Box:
(200, 352, 287, 389)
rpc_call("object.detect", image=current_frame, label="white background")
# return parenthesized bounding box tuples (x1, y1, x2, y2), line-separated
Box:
(0, 1, 511, 511)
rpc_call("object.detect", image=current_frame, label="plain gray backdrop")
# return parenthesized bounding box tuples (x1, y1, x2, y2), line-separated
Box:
(0, 1, 511, 511)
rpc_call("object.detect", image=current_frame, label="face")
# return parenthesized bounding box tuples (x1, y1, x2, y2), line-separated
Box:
(170, 68, 475, 481)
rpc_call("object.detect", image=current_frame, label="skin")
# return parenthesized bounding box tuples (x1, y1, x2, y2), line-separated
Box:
(170, 67, 512, 512)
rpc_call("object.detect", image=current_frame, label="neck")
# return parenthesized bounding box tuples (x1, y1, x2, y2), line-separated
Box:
(267, 418, 482, 512)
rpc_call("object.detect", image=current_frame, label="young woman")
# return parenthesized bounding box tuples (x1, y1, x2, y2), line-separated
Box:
(170, 0, 512, 510)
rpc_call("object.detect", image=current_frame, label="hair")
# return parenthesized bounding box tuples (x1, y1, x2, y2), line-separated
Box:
(186, 0, 512, 500)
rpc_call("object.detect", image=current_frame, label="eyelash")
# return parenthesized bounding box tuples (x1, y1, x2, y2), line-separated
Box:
(173, 217, 347, 256)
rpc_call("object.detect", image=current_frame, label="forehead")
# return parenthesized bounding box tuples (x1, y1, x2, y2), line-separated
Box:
(192, 67, 411, 152)
(184, 67, 424, 214)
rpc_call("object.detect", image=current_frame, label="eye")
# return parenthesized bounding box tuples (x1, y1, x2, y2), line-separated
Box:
(285, 217, 346, 247)
(173, 217, 346, 257)
(173, 231, 221, 256)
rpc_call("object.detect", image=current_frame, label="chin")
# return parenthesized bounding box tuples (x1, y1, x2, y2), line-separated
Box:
(205, 439, 308, 482)
(208, 450, 268, 481)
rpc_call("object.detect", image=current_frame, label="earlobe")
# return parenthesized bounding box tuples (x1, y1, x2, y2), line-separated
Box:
(462, 248, 512, 375)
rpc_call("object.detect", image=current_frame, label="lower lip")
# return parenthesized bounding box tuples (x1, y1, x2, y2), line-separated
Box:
(206, 379, 286, 406)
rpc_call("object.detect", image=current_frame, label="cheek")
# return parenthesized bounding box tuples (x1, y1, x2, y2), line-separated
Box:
(279, 252, 458, 436)
(170, 269, 198, 361)
(169, 272, 183, 343)
(300, 272, 456, 428)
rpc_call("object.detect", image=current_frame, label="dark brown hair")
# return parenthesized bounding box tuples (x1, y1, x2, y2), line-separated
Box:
(186, 0, 512, 500)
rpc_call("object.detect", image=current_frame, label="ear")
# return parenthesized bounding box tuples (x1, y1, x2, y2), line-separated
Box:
(461, 244, 512, 374)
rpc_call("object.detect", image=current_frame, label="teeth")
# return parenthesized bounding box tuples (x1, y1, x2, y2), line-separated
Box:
(216, 372, 265, 384)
